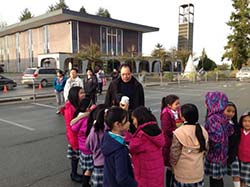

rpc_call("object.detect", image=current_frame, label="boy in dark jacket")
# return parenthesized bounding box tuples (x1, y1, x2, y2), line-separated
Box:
(101, 107, 137, 187)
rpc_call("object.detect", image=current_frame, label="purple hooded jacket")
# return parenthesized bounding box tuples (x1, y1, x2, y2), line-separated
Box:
(86, 124, 108, 167)
(205, 91, 234, 165)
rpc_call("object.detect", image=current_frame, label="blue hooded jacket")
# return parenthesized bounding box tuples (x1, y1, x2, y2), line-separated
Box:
(101, 131, 137, 187)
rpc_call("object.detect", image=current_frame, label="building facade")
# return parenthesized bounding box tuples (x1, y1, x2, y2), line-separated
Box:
(0, 9, 159, 73)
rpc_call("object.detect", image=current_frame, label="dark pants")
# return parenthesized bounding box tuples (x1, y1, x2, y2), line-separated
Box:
(86, 94, 96, 104)
(166, 168, 174, 187)
(209, 177, 224, 187)
(98, 82, 103, 94)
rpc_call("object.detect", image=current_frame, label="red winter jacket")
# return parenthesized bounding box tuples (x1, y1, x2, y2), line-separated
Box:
(128, 121, 165, 187)
(161, 107, 181, 167)
(61, 101, 79, 150)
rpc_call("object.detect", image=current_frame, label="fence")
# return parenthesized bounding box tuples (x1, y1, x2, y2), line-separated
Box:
(134, 70, 238, 86)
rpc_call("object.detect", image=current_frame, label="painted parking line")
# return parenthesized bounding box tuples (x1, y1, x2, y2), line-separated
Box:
(32, 103, 56, 109)
(0, 118, 35, 131)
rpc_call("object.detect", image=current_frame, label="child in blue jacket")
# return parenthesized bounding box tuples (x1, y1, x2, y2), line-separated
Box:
(101, 107, 138, 187)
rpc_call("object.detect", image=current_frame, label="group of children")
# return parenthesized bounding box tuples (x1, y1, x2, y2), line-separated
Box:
(61, 86, 250, 187)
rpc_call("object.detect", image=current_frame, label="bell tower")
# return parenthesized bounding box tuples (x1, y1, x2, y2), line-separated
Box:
(177, 3, 194, 53)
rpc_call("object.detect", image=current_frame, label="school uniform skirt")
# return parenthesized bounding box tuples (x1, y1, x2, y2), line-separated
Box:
(79, 152, 94, 171)
(173, 179, 204, 187)
(227, 157, 240, 177)
(67, 144, 80, 159)
(91, 166, 104, 187)
(205, 158, 227, 178)
(239, 161, 250, 186)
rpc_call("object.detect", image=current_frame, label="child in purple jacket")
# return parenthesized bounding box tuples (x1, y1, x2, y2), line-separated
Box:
(86, 104, 108, 187)
(71, 98, 93, 187)
(204, 91, 234, 187)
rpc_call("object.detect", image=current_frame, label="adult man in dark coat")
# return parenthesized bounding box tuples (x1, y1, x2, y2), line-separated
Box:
(105, 63, 144, 110)
(84, 68, 98, 104)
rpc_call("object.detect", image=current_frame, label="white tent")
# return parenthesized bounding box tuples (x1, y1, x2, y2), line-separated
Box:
(184, 54, 197, 75)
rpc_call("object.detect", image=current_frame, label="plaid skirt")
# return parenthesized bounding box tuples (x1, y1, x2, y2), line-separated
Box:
(91, 166, 104, 187)
(67, 144, 80, 159)
(227, 157, 240, 177)
(79, 152, 94, 171)
(239, 161, 250, 186)
(173, 179, 204, 187)
(204, 158, 227, 178)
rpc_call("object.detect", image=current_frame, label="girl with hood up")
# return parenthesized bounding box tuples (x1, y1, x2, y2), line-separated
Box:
(204, 91, 234, 187)
(127, 106, 165, 187)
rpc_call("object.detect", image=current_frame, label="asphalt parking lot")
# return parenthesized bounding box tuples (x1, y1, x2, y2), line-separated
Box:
(0, 81, 249, 187)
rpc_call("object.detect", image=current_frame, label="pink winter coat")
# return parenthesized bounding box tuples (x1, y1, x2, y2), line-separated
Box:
(70, 112, 92, 155)
(61, 101, 78, 150)
(128, 121, 165, 187)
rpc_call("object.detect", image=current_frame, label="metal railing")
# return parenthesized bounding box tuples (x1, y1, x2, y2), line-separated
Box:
(134, 70, 238, 86)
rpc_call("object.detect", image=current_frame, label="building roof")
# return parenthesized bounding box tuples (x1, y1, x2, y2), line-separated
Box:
(0, 9, 159, 37)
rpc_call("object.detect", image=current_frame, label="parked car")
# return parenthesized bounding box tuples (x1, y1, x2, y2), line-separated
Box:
(21, 67, 61, 87)
(236, 67, 250, 81)
(0, 75, 17, 90)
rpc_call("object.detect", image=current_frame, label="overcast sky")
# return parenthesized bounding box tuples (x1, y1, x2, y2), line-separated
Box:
(0, 0, 233, 64)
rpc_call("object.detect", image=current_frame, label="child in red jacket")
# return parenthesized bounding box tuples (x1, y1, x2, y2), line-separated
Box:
(238, 111, 250, 187)
(61, 86, 85, 183)
(161, 94, 182, 187)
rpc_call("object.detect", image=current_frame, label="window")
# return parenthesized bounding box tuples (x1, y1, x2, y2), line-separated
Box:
(28, 30, 33, 67)
(39, 69, 47, 74)
(101, 27, 107, 54)
(72, 21, 78, 53)
(44, 25, 49, 53)
(100, 26, 123, 56)
(47, 69, 56, 74)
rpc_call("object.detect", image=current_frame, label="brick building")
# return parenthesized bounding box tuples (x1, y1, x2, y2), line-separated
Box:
(0, 9, 159, 73)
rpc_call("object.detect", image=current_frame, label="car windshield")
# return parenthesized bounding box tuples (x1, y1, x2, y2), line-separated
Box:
(240, 67, 250, 72)
(24, 69, 36, 74)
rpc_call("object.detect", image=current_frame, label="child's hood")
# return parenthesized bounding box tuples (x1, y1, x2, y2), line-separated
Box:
(205, 91, 228, 116)
(136, 122, 165, 148)
(60, 101, 75, 116)
(101, 131, 125, 156)
(70, 112, 89, 126)
(174, 125, 208, 149)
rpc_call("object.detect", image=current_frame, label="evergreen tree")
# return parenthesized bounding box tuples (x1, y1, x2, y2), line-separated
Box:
(96, 7, 111, 18)
(79, 6, 87, 13)
(222, 0, 250, 69)
(47, 0, 69, 12)
(19, 8, 33, 22)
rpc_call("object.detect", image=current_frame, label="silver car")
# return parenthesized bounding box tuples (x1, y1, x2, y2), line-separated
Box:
(21, 67, 59, 87)
(236, 67, 250, 81)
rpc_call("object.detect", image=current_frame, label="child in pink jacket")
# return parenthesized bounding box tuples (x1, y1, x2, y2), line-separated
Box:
(71, 97, 93, 187)
(127, 106, 165, 187)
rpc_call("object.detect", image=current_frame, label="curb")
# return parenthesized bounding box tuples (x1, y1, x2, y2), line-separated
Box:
(0, 90, 108, 104)
(0, 94, 55, 104)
